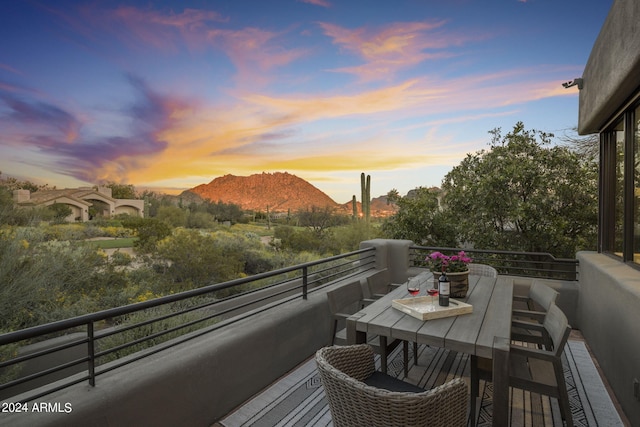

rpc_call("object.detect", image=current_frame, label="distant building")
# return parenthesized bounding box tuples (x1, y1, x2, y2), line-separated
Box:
(13, 186, 144, 222)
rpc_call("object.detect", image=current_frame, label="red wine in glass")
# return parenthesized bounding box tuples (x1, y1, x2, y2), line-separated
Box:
(407, 279, 420, 296)
(427, 288, 439, 308)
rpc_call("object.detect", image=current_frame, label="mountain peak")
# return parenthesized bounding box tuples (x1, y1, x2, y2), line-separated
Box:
(185, 172, 338, 212)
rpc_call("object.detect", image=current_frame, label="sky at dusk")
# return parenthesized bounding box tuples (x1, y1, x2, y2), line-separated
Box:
(0, 0, 612, 203)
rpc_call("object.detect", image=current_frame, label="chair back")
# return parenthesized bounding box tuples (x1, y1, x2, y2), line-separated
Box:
(316, 345, 468, 427)
(468, 263, 498, 278)
(327, 280, 365, 316)
(530, 282, 559, 312)
(543, 304, 571, 356)
(365, 268, 391, 298)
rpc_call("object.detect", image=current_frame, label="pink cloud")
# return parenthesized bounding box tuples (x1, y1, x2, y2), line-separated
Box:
(67, 5, 305, 86)
(318, 20, 473, 81)
(207, 27, 308, 86)
(298, 0, 332, 7)
(102, 6, 227, 52)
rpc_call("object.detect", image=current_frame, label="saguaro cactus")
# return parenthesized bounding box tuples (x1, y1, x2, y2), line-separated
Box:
(360, 173, 371, 222)
(352, 195, 357, 219)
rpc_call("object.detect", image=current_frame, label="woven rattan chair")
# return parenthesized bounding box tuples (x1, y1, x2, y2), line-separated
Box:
(316, 344, 468, 427)
(467, 263, 498, 278)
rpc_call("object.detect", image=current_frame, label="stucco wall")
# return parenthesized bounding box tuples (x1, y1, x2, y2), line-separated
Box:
(576, 251, 640, 426)
(579, 0, 640, 133)
(3, 289, 334, 427)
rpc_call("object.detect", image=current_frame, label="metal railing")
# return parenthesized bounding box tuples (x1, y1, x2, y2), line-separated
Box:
(0, 244, 579, 403)
(0, 247, 377, 402)
(410, 246, 578, 280)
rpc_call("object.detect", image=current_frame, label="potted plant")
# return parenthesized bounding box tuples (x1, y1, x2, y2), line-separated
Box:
(426, 251, 472, 297)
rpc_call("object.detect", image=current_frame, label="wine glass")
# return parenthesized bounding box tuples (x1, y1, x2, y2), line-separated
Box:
(406, 277, 420, 297)
(426, 287, 439, 310)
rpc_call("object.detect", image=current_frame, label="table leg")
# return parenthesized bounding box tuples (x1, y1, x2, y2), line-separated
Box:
(380, 335, 388, 374)
(492, 336, 510, 427)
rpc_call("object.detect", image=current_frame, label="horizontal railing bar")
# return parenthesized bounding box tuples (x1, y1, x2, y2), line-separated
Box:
(0, 247, 375, 346)
(0, 336, 90, 369)
(0, 356, 90, 391)
(411, 245, 578, 262)
(95, 257, 367, 362)
(94, 290, 306, 378)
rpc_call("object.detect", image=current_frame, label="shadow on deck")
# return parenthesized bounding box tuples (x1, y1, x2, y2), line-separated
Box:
(216, 332, 628, 427)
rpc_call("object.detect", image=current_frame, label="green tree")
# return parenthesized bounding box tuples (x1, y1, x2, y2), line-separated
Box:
(381, 187, 457, 246)
(156, 205, 187, 228)
(47, 202, 73, 223)
(441, 122, 598, 257)
(296, 206, 347, 236)
(103, 182, 137, 199)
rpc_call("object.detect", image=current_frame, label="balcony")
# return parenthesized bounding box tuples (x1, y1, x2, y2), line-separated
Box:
(0, 239, 636, 426)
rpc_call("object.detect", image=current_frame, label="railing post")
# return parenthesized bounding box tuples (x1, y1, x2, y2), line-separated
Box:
(88, 322, 96, 387)
(302, 266, 308, 300)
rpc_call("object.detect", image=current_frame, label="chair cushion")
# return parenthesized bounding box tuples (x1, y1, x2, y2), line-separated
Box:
(363, 371, 425, 393)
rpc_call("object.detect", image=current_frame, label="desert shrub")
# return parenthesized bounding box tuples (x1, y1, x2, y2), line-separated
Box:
(94, 304, 219, 365)
(329, 221, 383, 252)
(155, 229, 243, 290)
(125, 218, 172, 252)
(185, 211, 215, 229)
(156, 205, 187, 228)
(0, 231, 131, 331)
(110, 250, 133, 266)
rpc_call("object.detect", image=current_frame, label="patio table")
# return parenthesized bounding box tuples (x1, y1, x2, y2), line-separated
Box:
(346, 272, 512, 427)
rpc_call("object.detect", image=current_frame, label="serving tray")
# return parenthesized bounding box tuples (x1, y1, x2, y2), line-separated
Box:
(392, 296, 472, 320)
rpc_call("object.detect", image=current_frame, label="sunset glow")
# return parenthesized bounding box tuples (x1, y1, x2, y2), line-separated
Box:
(0, 1, 611, 202)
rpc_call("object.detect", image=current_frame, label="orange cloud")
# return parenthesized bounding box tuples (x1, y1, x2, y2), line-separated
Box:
(122, 66, 576, 188)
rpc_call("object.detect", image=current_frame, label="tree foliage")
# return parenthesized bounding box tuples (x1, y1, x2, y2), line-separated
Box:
(102, 182, 138, 199)
(382, 122, 598, 257)
(381, 187, 457, 246)
(441, 122, 597, 257)
(296, 206, 348, 235)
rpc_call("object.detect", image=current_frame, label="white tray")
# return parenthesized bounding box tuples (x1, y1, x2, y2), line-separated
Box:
(392, 296, 472, 320)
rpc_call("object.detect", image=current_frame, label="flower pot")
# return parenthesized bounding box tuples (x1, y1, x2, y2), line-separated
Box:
(432, 270, 470, 298)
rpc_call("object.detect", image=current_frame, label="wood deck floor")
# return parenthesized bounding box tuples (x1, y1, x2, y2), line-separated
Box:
(216, 332, 628, 427)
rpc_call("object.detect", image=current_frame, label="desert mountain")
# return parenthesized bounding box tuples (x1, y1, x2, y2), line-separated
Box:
(185, 172, 339, 212)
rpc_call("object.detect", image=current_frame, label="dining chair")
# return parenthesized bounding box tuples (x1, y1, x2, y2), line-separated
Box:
(316, 344, 468, 427)
(365, 268, 394, 298)
(513, 280, 559, 320)
(365, 270, 419, 369)
(470, 304, 573, 427)
(467, 263, 498, 278)
(511, 281, 559, 349)
(326, 280, 409, 376)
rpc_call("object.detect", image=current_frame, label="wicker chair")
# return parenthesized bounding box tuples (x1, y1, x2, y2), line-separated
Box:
(316, 344, 468, 427)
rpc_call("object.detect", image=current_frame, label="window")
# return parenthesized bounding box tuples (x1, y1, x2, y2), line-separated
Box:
(634, 105, 640, 261)
(600, 99, 640, 265)
(613, 120, 624, 255)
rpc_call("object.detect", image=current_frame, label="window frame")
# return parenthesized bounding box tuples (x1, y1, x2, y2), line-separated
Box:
(600, 96, 640, 265)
